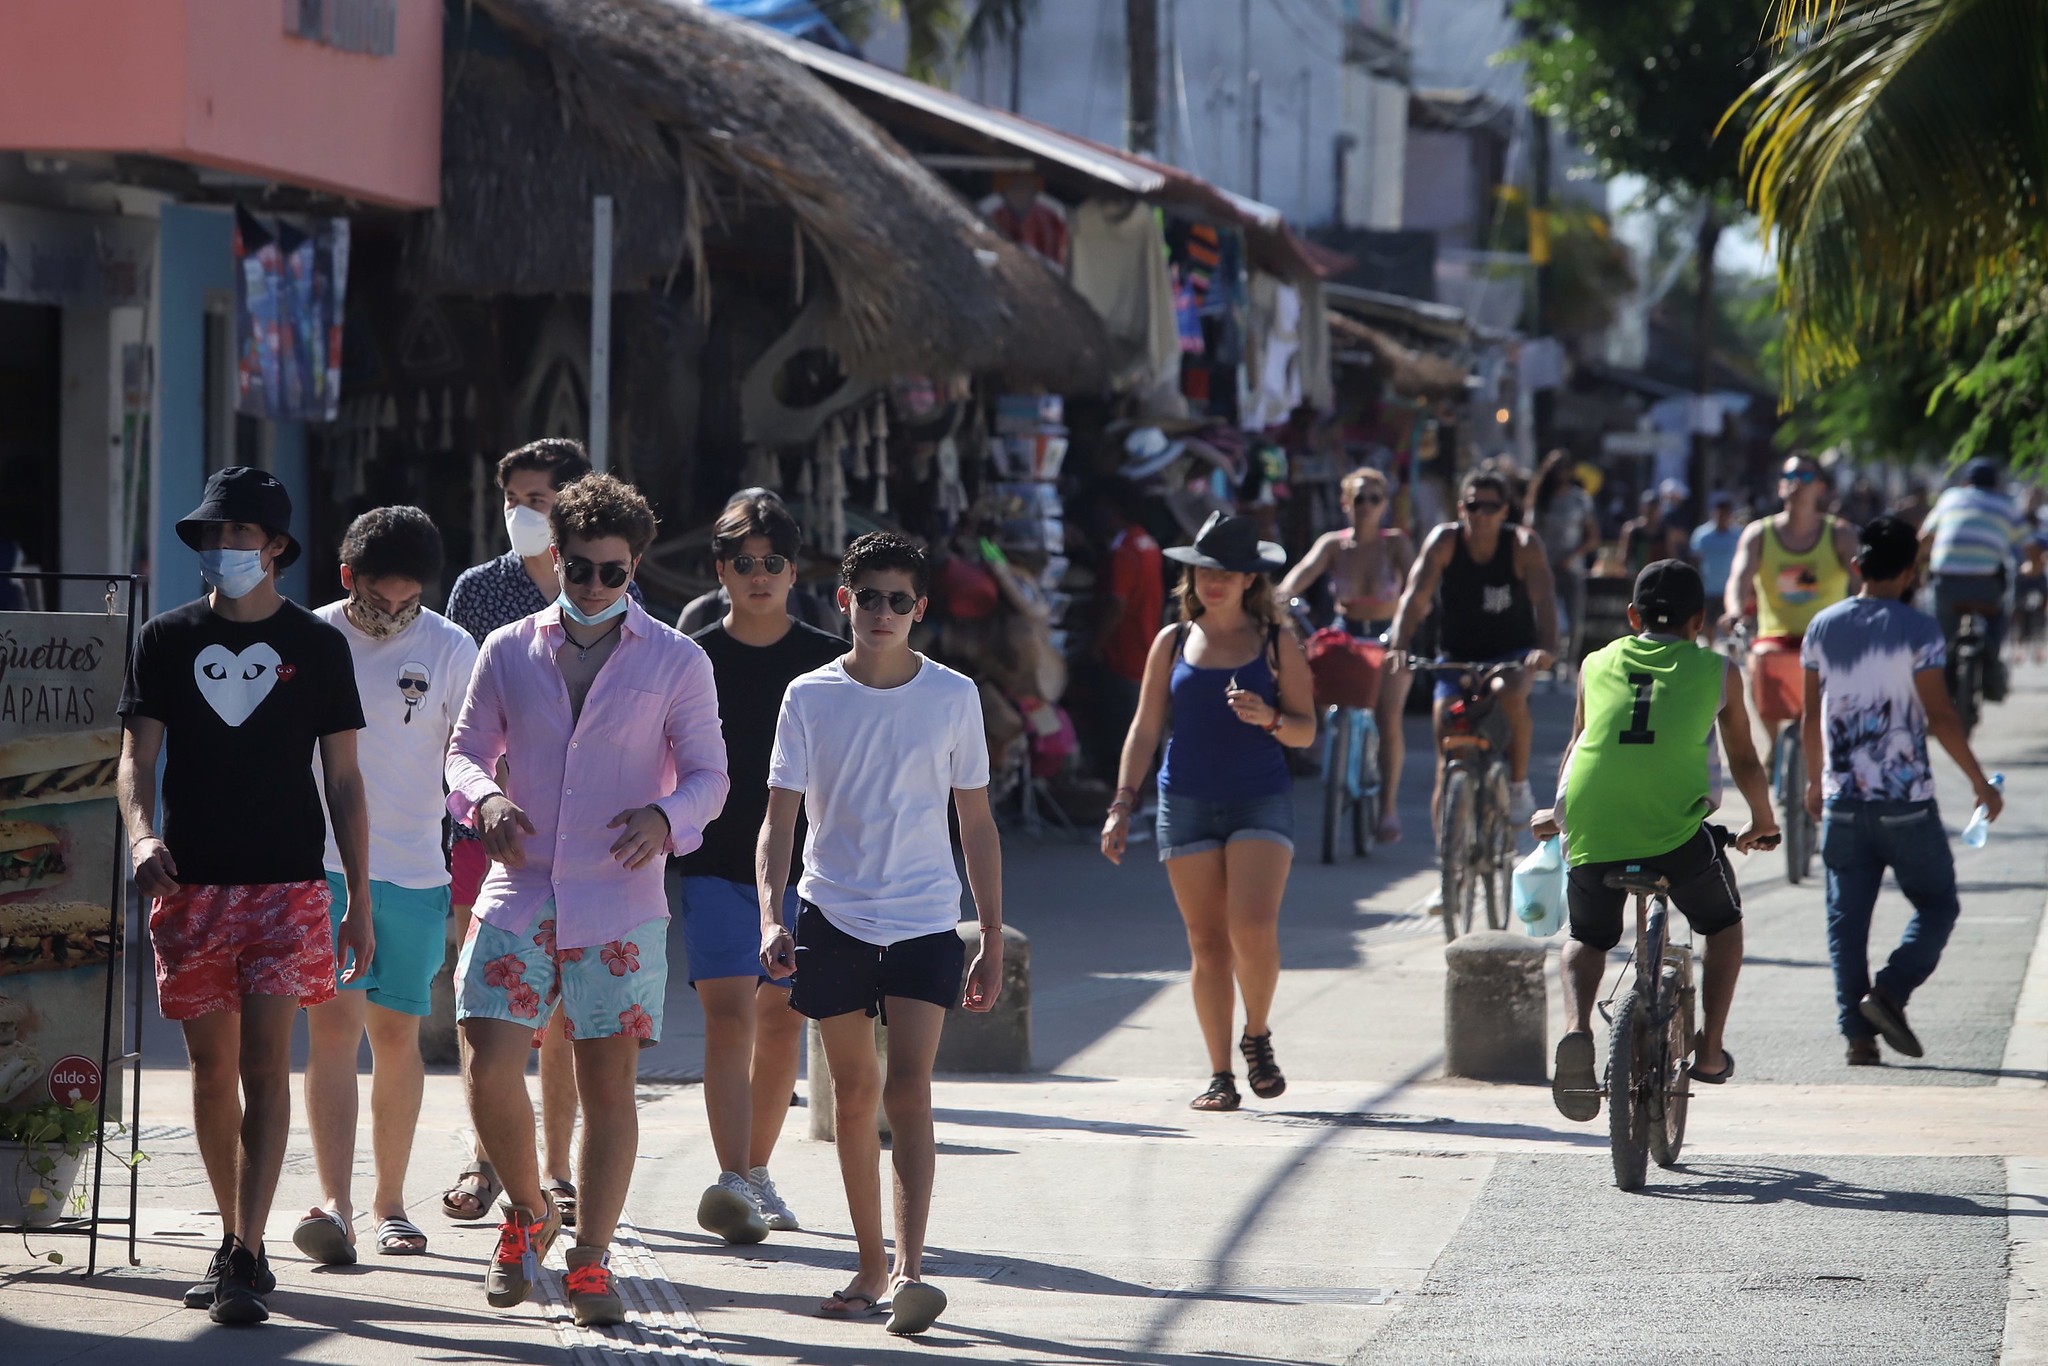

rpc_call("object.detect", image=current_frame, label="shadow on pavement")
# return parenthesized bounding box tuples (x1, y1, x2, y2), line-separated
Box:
(1640, 1162, 2023, 1216)
(928, 1107, 1189, 1140)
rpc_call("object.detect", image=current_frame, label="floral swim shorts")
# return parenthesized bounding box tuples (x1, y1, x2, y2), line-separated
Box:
(148, 880, 337, 1020)
(454, 904, 667, 1045)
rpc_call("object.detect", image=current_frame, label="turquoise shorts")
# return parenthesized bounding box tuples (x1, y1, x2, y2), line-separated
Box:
(324, 872, 450, 1017)
(455, 904, 668, 1044)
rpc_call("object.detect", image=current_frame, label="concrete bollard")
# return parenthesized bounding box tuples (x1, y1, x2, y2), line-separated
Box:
(1443, 930, 1548, 1082)
(808, 1017, 890, 1143)
(933, 923, 1031, 1073)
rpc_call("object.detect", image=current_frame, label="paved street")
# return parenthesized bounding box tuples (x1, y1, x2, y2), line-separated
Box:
(8, 663, 2048, 1365)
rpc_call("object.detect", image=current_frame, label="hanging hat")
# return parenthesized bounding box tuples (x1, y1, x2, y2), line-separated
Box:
(1163, 512, 1287, 574)
(1119, 426, 1188, 481)
(175, 466, 301, 569)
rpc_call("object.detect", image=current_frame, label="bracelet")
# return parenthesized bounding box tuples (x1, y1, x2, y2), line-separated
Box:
(1263, 711, 1284, 735)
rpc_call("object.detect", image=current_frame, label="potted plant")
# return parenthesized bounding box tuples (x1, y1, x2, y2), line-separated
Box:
(1, 1098, 99, 1226)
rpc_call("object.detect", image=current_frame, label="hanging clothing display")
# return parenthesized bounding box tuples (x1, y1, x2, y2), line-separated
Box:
(1297, 277, 1333, 413)
(978, 190, 1070, 269)
(1068, 198, 1179, 392)
(1242, 272, 1304, 430)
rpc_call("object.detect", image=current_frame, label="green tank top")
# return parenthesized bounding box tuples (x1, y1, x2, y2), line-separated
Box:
(1562, 636, 1726, 866)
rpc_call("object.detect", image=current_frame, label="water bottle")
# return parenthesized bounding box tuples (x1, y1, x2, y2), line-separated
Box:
(1963, 773, 2005, 848)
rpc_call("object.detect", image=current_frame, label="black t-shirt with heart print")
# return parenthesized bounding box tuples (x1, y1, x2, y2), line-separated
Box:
(119, 597, 365, 886)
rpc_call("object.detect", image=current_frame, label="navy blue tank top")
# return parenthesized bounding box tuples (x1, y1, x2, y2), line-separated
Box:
(1157, 623, 1293, 801)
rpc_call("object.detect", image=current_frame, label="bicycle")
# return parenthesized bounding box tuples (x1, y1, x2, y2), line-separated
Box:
(1320, 701, 1380, 864)
(1595, 824, 1776, 1191)
(1742, 627, 1814, 885)
(1411, 656, 1518, 943)
(1947, 607, 1990, 738)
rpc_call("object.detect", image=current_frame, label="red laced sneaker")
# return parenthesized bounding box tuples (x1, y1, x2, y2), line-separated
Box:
(483, 1196, 559, 1309)
(564, 1248, 624, 1327)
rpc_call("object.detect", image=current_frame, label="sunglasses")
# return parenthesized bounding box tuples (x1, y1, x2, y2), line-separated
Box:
(726, 553, 790, 577)
(563, 556, 631, 589)
(1352, 493, 1386, 507)
(1781, 468, 1820, 485)
(398, 679, 429, 694)
(852, 587, 919, 616)
(1462, 499, 1506, 514)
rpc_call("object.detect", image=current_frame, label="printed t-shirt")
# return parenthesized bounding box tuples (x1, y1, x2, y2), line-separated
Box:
(118, 597, 365, 886)
(1802, 597, 1947, 804)
(1104, 527, 1164, 683)
(313, 602, 479, 889)
(1923, 486, 2026, 577)
(678, 618, 846, 885)
(767, 656, 990, 946)
(1561, 635, 1725, 866)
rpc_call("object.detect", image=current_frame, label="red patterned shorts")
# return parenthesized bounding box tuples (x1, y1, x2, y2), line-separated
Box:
(148, 880, 338, 1020)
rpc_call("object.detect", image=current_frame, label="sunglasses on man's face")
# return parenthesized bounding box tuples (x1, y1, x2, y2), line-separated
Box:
(563, 556, 631, 589)
(1781, 468, 1820, 485)
(725, 553, 789, 577)
(398, 678, 430, 694)
(1463, 499, 1506, 514)
(852, 587, 919, 616)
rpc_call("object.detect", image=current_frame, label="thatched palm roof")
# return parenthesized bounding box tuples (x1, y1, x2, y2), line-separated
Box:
(410, 0, 1110, 387)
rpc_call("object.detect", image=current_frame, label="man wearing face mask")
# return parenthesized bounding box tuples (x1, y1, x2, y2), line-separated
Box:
(446, 473, 727, 1327)
(296, 507, 478, 1265)
(117, 467, 371, 1324)
(439, 439, 637, 1231)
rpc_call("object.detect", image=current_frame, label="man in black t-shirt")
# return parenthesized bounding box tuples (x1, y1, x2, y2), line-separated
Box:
(117, 468, 369, 1326)
(670, 495, 844, 1238)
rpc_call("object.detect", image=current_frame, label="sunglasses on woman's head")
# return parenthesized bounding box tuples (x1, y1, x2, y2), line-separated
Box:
(852, 587, 919, 616)
(563, 556, 630, 588)
(726, 553, 789, 577)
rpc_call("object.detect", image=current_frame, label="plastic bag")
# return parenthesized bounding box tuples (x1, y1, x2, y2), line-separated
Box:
(1513, 837, 1567, 937)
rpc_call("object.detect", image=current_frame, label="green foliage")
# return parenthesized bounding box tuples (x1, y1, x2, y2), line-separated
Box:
(3, 1098, 145, 1263)
(1932, 274, 2048, 470)
(817, 0, 1038, 83)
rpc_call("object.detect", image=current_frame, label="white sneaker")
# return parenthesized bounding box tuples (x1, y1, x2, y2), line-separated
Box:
(1507, 780, 1536, 827)
(746, 1166, 800, 1231)
(697, 1171, 769, 1244)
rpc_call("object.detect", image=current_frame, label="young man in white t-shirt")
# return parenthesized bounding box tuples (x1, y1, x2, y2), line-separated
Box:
(758, 532, 1004, 1337)
(299, 507, 478, 1263)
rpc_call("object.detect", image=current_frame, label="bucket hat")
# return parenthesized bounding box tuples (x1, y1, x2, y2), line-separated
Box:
(1119, 427, 1188, 481)
(1162, 512, 1287, 574)
(175, 466, 301, 569)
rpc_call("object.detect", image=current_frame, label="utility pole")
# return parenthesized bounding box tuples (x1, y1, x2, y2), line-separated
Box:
(1249, 70, 1263, 199)
(1126, 0, 1159, 155)
(1528, 110, 1555, 458)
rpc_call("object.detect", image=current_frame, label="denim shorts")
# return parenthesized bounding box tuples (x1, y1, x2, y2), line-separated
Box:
(1155, 787, 1295, 861)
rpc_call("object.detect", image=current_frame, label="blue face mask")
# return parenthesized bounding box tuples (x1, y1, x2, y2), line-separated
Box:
(199, 548, 267, 599)
(556, 591, 630, 628)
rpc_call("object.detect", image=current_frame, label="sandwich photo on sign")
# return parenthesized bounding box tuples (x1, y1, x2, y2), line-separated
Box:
(0, 902, 115, 978)
(0, 819, 65, 898)
(0, 729, 120, 810)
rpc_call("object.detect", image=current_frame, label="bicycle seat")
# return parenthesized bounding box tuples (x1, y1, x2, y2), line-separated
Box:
(1603, 866, 1669, 895)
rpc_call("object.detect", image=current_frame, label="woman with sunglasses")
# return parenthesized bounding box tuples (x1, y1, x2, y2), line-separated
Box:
(1279, 467, 1416, 842)
(1103, 512, 1317, 1112)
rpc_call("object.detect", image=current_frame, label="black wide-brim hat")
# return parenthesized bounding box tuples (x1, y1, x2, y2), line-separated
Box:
(175, 465, 301, 569)
(1162, 511, 1287, 574)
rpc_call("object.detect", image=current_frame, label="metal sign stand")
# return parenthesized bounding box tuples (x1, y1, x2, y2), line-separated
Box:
(0, 572, 147, 1273)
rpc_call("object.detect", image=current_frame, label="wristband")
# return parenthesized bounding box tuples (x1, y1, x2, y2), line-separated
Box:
(1263, 712, 1284, 735)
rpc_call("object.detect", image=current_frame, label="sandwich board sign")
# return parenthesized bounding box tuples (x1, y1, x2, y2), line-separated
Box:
(0, 612, 125, 1115)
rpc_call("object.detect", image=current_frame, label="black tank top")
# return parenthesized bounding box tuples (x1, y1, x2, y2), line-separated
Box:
(1438, 529, 1536, 658)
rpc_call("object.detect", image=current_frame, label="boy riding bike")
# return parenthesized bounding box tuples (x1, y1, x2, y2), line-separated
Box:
(1533, 561, 1779, 1121)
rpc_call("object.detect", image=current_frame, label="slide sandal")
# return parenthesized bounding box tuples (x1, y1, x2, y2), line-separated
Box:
(441, 1160, 502, 1221)
(292, 1208, 356, 1266)
(375, 1216, 428, 1256)
(886, 1280, 948, 1336)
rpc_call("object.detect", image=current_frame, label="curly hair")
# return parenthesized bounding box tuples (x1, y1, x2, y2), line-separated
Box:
(549, 473, 658, 558)
(840, 531, 929, 597)
(340, 505, 444, 585)
(713, 493, 800, 562)
(497, 438, 591, 492)
(1174, 565, 1279, 630)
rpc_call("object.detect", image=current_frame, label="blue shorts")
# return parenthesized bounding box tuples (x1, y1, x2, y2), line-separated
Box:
(1155, 788, 1295, 862)
(455, 903, 668, 1044)
(670, 870, 800, 987)
(1433, 651, 1529, 703)
(323, 872, 450, 1017)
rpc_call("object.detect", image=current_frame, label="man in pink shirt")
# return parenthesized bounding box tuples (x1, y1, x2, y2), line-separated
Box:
(445, 474, 728, 1327)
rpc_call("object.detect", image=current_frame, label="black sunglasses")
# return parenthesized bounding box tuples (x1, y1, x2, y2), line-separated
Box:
(564, 556, 630, 589)
(1352, 492, 1386, 506)
(726, 553, 790, 577)
(1463, 499, 1506, 513)
(398, 679, 430, 694)
(852, 587, 919, 616)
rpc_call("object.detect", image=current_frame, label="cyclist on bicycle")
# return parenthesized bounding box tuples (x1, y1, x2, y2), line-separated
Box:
(1534, 561, 1779, 1121)
(1920, 458, 2027, 704)
(1387, 470, 1558, 829)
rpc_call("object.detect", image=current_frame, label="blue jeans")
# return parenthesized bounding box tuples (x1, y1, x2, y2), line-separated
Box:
(1820, 799, 1960, 1038)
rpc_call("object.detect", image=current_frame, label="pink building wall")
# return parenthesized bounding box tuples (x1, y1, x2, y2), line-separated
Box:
(0, 0, 440, 209)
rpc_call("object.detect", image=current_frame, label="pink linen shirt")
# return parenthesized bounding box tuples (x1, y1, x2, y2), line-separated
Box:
(446, 598, 728, 949)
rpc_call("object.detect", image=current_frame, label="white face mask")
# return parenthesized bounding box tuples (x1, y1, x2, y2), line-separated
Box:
(199, 548, 267, 599)
(504, 504, 553, 559)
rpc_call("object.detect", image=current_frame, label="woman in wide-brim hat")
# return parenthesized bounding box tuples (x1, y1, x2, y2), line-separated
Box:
(1100, 512, 1316, 1112)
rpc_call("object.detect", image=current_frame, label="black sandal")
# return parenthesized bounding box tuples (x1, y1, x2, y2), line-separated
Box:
(1191, 1072, 1241, 1111)
(1239, 1030, 1287, 1099)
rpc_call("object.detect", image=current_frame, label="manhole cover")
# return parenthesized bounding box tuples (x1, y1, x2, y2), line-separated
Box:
(1249, 1111, 1453, 1129)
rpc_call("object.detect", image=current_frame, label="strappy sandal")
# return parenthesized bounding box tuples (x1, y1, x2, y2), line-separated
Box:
(1191, 1071, 1241, 1111)
(546, 1178, 579, 1229)
(1239, 1030, 1287, 1099)
(441, 1159, 502, 1222)
(375, 1216, 428, 1256)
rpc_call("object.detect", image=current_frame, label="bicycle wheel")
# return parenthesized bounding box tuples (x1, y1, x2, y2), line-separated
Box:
(1606, 987, 1652, 1191)
(1353, 713, 1379, 859)
(1956, 648, 1982, 737)
(1780, 724, 1806, 885)
(1439, 766, 1477, 943)
(1481, 766, 1512, 931)
(1321, 706, 1347, 865)
(1649, 962, 1694, 1169)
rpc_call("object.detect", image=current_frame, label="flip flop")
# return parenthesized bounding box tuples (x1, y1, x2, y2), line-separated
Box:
(1377, 811, 1402, 844)
(546, 1178, 579, 1230)
(1691, 1033, 1736, 1085)
(441, 1160, 502, 1222)
(1551, 1031, 1601, 1122)
(292, 1208, 356, 1266)
(375, 1216, 428, 1256)
(818, 1290, 884, 1319)
(886, 1280, 948, 1336)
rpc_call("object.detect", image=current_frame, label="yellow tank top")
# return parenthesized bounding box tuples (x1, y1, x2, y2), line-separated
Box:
(1756, 516, 1848, 638)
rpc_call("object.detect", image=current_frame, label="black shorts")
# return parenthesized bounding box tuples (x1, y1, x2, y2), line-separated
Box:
(1566, 824, 1742, 951)
(787, 901, 964, 1023)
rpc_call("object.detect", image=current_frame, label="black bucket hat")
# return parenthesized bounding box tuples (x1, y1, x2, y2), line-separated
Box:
(175, 466, 301, 569)
(1162, 511, 1287, 575)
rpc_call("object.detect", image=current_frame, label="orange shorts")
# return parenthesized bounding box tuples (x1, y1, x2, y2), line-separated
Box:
(1749, 639, 1807, 726)
(148, 880, 337, 1020)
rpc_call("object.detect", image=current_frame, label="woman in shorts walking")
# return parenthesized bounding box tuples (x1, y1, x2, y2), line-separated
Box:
(1101, 513, 1316, 1111)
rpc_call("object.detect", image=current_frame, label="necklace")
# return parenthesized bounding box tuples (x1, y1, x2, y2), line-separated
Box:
(563, 618, 624, 661)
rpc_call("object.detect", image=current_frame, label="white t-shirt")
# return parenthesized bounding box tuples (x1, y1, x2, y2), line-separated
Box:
(768, 655, 990, 945)
(315, 603, 480, 888)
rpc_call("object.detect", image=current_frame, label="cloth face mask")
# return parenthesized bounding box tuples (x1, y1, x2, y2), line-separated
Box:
(504, 504, 553, 558)
(347, 592, 421, 640)
(199, 548, 266, 599)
